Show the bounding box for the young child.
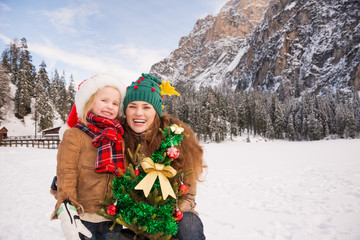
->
[51,74,126,240]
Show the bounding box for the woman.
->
[121,73,206,240]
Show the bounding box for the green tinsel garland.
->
[99,125,185,239]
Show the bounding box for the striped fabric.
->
[75,112,124,176]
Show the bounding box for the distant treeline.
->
[164,85,360,142]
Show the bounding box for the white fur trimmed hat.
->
[75,73,126,118]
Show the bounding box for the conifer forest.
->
[1,38,76,131]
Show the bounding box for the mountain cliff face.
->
[150,0,360,98]
[150,0,269,88]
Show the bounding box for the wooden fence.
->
[0,137,60,149]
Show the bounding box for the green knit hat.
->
[123,73,163,116]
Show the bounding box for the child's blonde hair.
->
[80,86,121,125]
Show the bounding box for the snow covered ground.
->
[0,137,359,240]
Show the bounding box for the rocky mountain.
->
[150,0,360,98]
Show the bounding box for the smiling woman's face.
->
[125,101,157,133]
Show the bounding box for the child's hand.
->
[57,200,92,240]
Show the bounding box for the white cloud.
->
[111,43,168,71]
[0,33,12,44]
[40,2,102,34]
[28,41,133,81]
[26,39,167,86]
[0,32,166,85]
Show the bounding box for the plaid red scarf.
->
[75,112,124,176]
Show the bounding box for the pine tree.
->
[187,91,196,133]
[18,38,36,96]
[286,114,296,141]
[67,75,76,113]
[178,94,190,125]
[307,110,322,140]
[1,48,11,73]
[336,103,346,138]
[253,92,267,136]
[34,61,54,131]
[315,97,329,138]
[236,91,246,136]
[293,103,303,140]
[1,39,20,84]
[0,64,11,120]
[57,71,69,121]
[352,90,360,133]
[49,70,60,106]
[204,89,215,141]
[2,38,35,119]
[244,92,253,135]
[272,96,285,139]
[325,89,337,134]
[302,94,316,139]
[345,103,357,138]
[265,114,275,139]
[216,88,227,142]
[14,77,31,119]
[194,93,203,141]
[228,92,238,140]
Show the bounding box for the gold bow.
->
[134,157,177,200]
[170,124,184,134]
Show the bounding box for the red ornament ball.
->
[134,85,138,89]
[175,210,183,221]
[107,204,117,216]
[167,146,180,159]
[179,184,188,195]
[152,88,155,92]
[141,77,144,80]
[134,169,140,176]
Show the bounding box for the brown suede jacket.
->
[51,128,114,219]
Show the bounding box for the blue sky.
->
[0,0,227,86]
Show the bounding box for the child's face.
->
[91,87,120,120]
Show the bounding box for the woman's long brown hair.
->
[121,113,206,184]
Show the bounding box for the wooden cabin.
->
[42,126,61,139]
[0,127,8,141]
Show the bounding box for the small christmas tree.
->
[98,124,190,240]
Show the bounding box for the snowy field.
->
[0,138,359,240]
